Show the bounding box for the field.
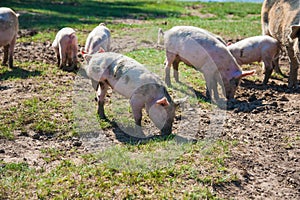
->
[0,0,299,199]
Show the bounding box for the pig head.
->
[261,0,300,88]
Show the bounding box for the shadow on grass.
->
[96,119,198,145]
[2,0,181,30]
[0,66,41,81]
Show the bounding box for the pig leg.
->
[2,45,9,66]
[273,57,287,78]
[165,52,176,87]
[97,82,109,119]
[205,76,219,101]
[72,45,78,69]
[8,36,17,68]
[67,53,72,67]
[173,58,180,83]
[262,58,273,84]
[59,44,67,69]
[287,42,299,88]
[130,94,146,136]
[54,47,60,67]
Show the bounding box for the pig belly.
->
[175,43,213,70]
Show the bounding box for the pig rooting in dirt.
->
[52,27,78,71]
[0,7,19,68]
[161,26,254,101]
[85,52,176,136]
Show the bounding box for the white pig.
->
[227,35,280,84]
[52,27,78,71]
[82,23,111,55]
[162,26,254,100]
[0,7,19,68]
[84,52,176,136]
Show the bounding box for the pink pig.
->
[82,23,111,55]
[228,35,280,84]
[52,27,78,71]
[84,52,176,136]
[161,26,254,100]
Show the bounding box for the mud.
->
[0,29,299,199]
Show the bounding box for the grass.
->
[0,139,237,199]
[0,0,263,199]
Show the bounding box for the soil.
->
[0,28,299,199]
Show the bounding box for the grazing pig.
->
[52,27,78,71]
[261,0,300,88]
[0,7,19,68]
[228,35,280,84]
[85,52,176,136]
[162,26,254,100]
[82,23,111,55]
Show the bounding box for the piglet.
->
[82,23,111,55]
[228,35,280,84]
[0,7,19,68]
[52,27,78,71]
[84,52,176,136]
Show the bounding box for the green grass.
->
[0,0,263,198]
[0,139,237,199]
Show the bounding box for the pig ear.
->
[156,97,169,107]
[235,70,256,79]
[290,25,300,40]
[99,47,105,53]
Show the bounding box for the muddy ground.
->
[0,28,299,199]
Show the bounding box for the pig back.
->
[164,26,240,79]
[164,26,228,68]
[0,7,19,46]
[52,27,77,48]
[85,25,111,54]
[86,52,165,98]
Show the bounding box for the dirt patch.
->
[184,5,216,18]
[0,28,299,199]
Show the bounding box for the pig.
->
[0,7,19,68]
[227,35,280,84]
[162,26,254,100]
[84,52,176,136]
[81,23,111,55]
[52,27,78,71]
[261,0,300,88]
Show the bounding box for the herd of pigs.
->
[0,0,299,136]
